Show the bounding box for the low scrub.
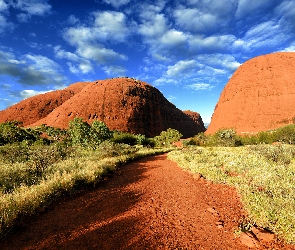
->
[0,143,171,237]
[168,145,295,243]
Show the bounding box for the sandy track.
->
[1,154,293,249]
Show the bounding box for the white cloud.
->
[138,13,168,38]
[0,49,67,87]
[76,44,127,65]
[235,0,271,19]
[160,29,187,47]
[68,15,79,25]
[188,34,236,53]
[174,8,218,33]
[93,11,129,42]
[11,0,51,16]
[186,83,215,91]
[237,20,290,51]
[276,0,295,20]
[54,46,94,74]
[0,0,8,11]
[102,0,130,8]
[166,60,199,77]
[0,14,13,33]
[102,65,126,76]
[196,54,241,72]
[280,42,295,52]
[62,11,129,71]
[20,89,51,99]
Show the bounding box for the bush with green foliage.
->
[97,140,139,158]
[275,124,295,144]
[112,131,138,145]
[249,144,295,165]
[154,128,182,146]
[0,121,38,145]
[68,118,112,149]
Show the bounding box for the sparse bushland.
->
[168,144,295,243]
[185,125,295,147]
[0,119,173,237]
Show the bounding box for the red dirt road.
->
[1,154,294,249]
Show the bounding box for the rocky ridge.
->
[0,78,206,137]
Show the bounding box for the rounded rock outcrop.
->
[0,81,90,126]
[206,52,295,134]
[1,78,206,137]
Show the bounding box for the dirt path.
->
[1,154,294,249]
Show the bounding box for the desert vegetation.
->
[1,120,295,244]
[169,126,295,243]
[0,119,179,237]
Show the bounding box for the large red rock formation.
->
[183,110,205,129]
[206,52,295,134]
[0,81,90,126]
[0,78,206,137]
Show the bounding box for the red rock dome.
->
[206,52,295,134]
[0,81,90,126]
[0,78,206,137]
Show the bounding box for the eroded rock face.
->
[1,78,206,137]
[0,82,90,126]
[206,52,295,134]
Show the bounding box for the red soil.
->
[206,52,295,134]
[1,154,293,249]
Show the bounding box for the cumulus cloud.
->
[185,83,215,91]
[188,34,236,53]
[174,8,219,33]
[0,49,66,87]
[54,46,93,74]
[61,11,129,74]
[166,60,199,77]
[11,0,51,15]
[9,0,51,22]
[92,11,129,42]
[102,65,126,76]
[196,54,241,72]
[102,0,130,9]
[20,89,51,99]
[0,0,8,11]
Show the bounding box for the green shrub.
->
[96,140,139,158]
[68,118,112,149]
[0,121,37,145]
[249,144,295,165]
[205,128,241,147]
[154,128,183,146]
[112,131,138,145]
[275,124,295,144]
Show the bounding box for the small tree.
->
[90,120,113,147]
[68,118,92,147]
[212,128,241,147]
[68,118,112,148]
[155,128,182,146]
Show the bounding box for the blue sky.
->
[0,0,294,123]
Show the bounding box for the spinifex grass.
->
[168,145,295,243]
[0,144,171,237]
